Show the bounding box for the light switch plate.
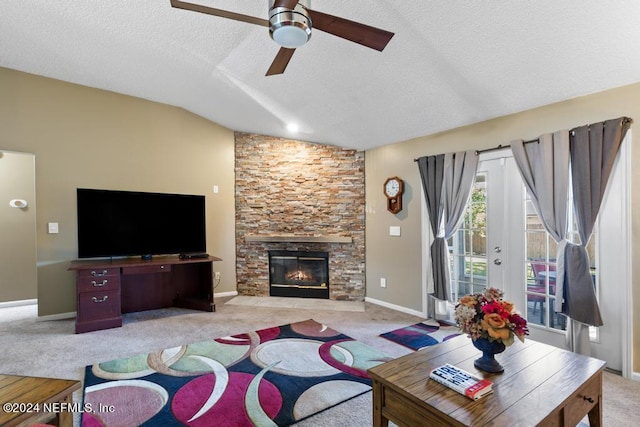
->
[48,222,59,234]
[389,226,401,236]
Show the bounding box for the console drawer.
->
[77,275,120,293]
[78,290,121,321]
[77,267,119,279]
[122,264,171,275]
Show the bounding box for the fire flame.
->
[286,270,313,281]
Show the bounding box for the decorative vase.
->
[472,337,506,373]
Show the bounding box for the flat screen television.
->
[77,188,206,259]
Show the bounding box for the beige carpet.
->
[225,295,366,312]
[1,297,638,426]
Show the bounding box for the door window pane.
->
[449,173,487,302]
[523,191,598,332]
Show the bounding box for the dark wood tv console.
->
[68,255,221,334]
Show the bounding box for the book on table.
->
[429,363,493,400]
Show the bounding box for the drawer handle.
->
[583,396,595,404]
[91,270,108,277]
[92,296,109,303]
[92,280,108,287]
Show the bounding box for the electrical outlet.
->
[380,278,386,288]
[214,272,221,281]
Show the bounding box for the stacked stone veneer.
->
[235,132,365,300]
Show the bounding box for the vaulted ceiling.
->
[2,1,640,150]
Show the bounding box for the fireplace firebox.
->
[268,250,329,299]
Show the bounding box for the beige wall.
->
[365,82,640,372]
[0,67,237,316]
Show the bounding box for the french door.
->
[448,156,507,301]
[444,147,629,374]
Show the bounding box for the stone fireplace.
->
[235,132,365,301]
[269,250,329,298]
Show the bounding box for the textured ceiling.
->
[2,1,640,150]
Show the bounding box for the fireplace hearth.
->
[268,250,329,299]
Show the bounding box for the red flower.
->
[509,313,529,337]
[482,301,510,319]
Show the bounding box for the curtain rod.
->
[412,138,537,161]
[413,116,633,161]
[473,138,538,156]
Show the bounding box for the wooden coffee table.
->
[368,335,605,426]
[0,374,81,427]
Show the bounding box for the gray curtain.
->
[512,117,630,355]
[561,117,630,351]
[418,151,478,301]
[418,155,446,299]
[512,131,570,243]
[443,152,480,236]
[512,131,570,320]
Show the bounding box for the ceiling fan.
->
[170,0,395,76]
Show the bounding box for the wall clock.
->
[383,176,404,214]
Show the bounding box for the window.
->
[523,189,598,333]
[449,173,488,301]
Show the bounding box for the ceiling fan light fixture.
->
[269,5,312,48]
[172,0,394,76]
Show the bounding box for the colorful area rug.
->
[379,319,461,351]
[81,319,391,426]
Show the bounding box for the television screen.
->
[77,188,206,258]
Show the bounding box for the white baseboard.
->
[215,290,238,298]
[37,311,76,322]
[632,372,640,382]
[0,299,37,309]
[365,297,425,318]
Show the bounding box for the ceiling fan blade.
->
[304,8,394,51]
[266,47,296,76]
[170,0,268,27]
[273,0,300,9]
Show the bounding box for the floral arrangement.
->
[454,287,529,346]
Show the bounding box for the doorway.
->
[0,150,37,304]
